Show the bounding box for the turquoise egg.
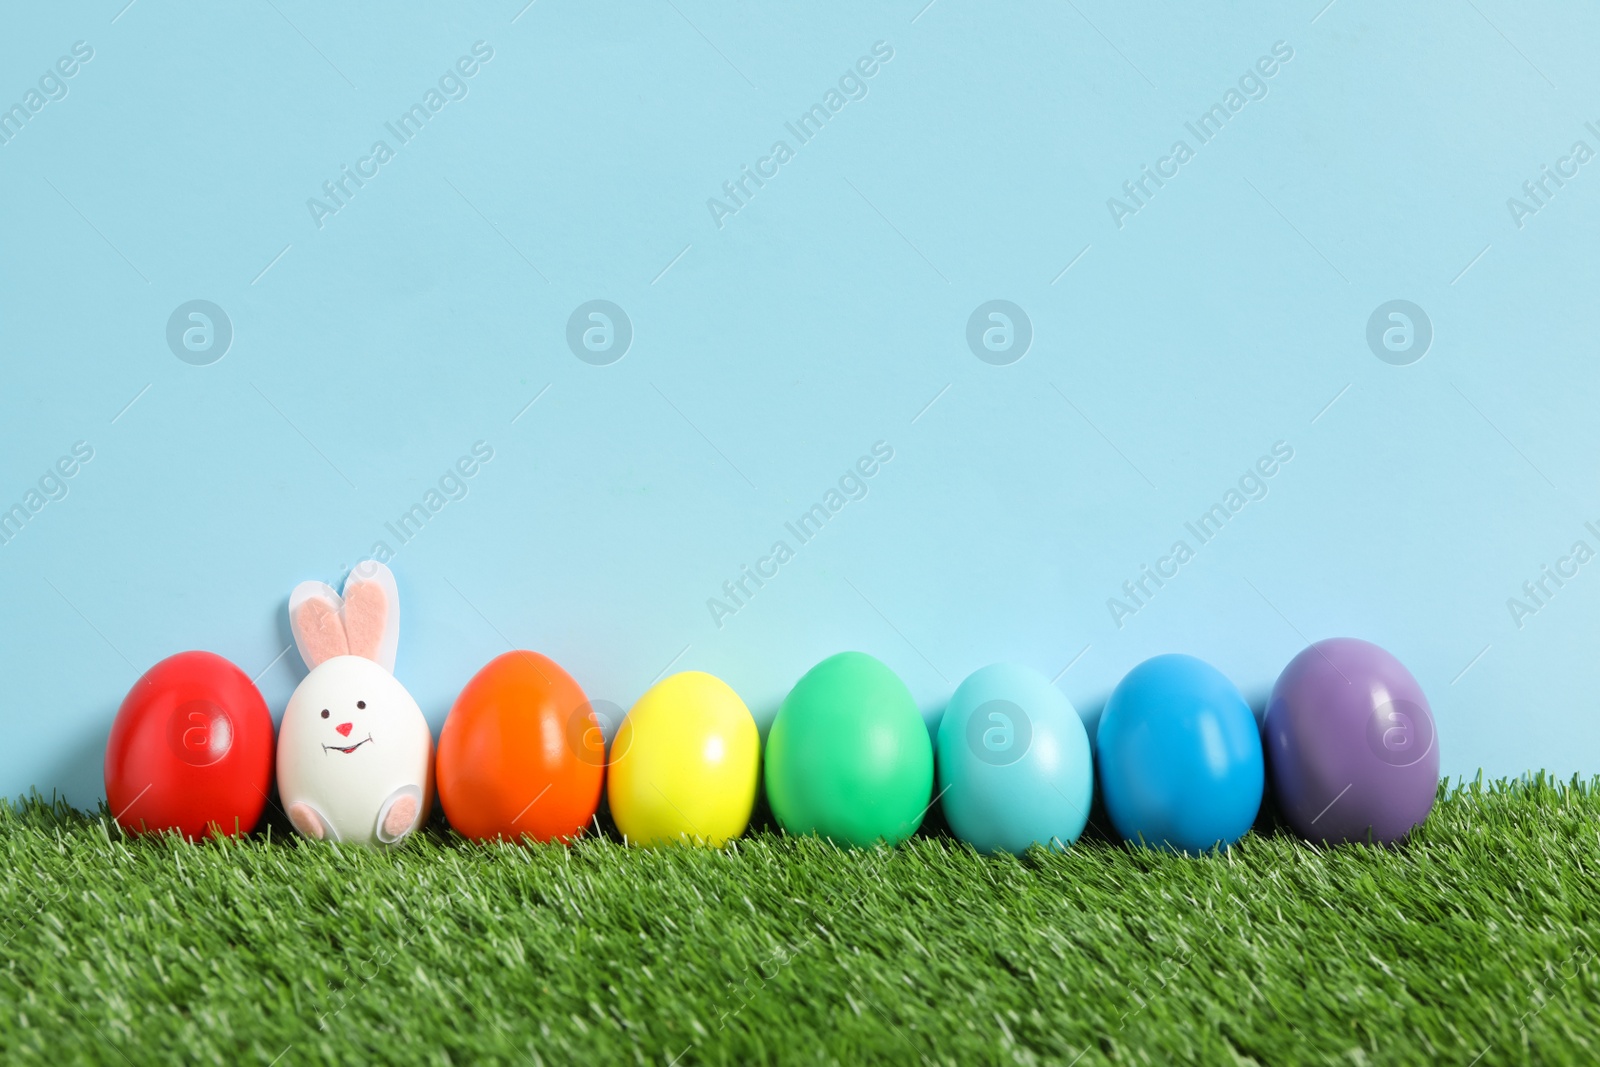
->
[936,663,1093,854]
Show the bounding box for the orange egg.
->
[436,651,604,842]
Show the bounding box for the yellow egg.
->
[607,671,759,846]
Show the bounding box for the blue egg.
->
[1096,654,1263,853]
[936,663,1094,854]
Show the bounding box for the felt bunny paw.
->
[377,790,421,843]
[289,802,331,841]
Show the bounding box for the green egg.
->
[764,651,934,847]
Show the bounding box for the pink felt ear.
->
[296,598,350,668]
[342,580,388,662]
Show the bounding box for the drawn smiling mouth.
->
[322,734,373,755]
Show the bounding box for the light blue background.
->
[3,1,1597,808]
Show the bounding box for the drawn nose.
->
[336,722,353,737]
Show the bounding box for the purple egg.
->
[1264,639,1439,845]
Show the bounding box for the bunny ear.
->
[342,581,387,661]
[341,560,401,673]
[286,561,402,674]
[290,582,348,670]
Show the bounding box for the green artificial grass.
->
[2,776,1598,1065]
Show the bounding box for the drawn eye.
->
[320,709,330,719]
[356,700,366,709]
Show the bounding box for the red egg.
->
[105,651,274,839]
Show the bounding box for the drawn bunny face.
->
[276,561,433,846]
[282,657,416,764]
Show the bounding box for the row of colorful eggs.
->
[105,565,1439,854]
